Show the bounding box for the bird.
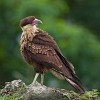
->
[19,16,85,94]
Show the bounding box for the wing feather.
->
[32,30,75,74]
[23,30,76,79]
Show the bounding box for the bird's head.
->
[20,16,42,31]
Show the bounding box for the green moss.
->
[0,89,99,100]
[0,94,23,100]
[0,81,99,100]
[64,89,100,100]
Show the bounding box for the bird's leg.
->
[41,73,44,85]
[32,73,39,85]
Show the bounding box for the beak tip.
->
[38,20,42,24]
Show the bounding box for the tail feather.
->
[56,51,85,94]
[65,77,85,94]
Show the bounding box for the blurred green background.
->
[0,0,100,91]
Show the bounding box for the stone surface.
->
[0,80,69,100]
[0,80,99,100]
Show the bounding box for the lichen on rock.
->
[0,80,99,100]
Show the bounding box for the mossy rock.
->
[0,80,99,100]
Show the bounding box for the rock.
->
[0,80,99,100]
[0,80,69,100]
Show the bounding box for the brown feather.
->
[20,17,85,94]
[50,69,64,80]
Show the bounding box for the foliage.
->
[0,0,100,92]
[0,94,23,100]
[67,89,100,100]
[66,0,100,36]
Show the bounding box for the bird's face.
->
[20,16,42,28]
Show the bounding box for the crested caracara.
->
[19,16,85,94]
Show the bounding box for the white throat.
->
[21,24,38,32]
[33,25,37,31]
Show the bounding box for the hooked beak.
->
[32,18,42,25]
